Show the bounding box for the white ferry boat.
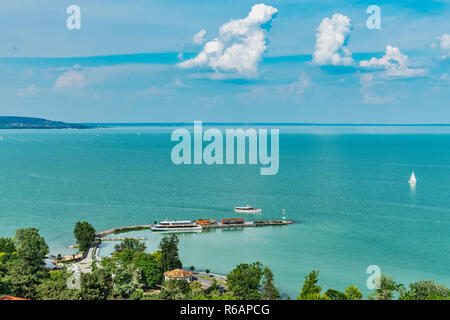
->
[234,206,262,214]
[151,220,202,232]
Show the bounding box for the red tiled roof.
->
[164,269,193,278]
[0,296,27,300]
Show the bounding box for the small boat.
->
[234,205,262,214]
[408,171,416,184]
[151,220,202,232]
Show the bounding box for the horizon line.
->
[83,122,450,127]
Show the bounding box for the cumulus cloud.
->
[312,13,354,66]
[54,67,86,90]
[360,45,427,77]
[178,4,278,78]
[17,84,37,97]
[193,29,207,45]
[433,34,450,59]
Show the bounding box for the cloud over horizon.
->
[312,13,354,66]
[360,45,427,78]
[178,4,278,79]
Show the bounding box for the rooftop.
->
[164,269,193,278]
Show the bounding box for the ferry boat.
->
[234,205,262,214]
[151,220,202,232]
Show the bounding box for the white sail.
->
[408,171,416,184]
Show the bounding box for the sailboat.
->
[408,171,416,184]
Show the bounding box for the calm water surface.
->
[0,127,449,298]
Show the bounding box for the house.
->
[0,296,27,300]
[164,269,193,282]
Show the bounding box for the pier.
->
[96,220,292,238]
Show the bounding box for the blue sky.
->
[0,0,449,123]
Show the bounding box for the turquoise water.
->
[1,127,450,298]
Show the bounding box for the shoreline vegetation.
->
[0,223,449,300]
[0,116,97,129]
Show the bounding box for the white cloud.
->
[360,45,427,77]
[312,13,354,66]
[54,69,86,90]
[17,84,36,97]
[435,34,450,59]
[178,4,278,78]
[193,29,207,45]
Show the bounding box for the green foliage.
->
[36,269,78,300]
[227,262,264,300]
[79,268,113,300]
[113,263,145,299]
[14,228,48,270]
[0,237,16,253]
[369,274,403,300]
[325,289,347,300]
[159,235,182,272]
[297,270,323,300]
[159,279,192,300]
[132,252,163,288]
[114,238,146,253]
[261,267,280,300]
[73,221,96,253]
[344,285,363,300]
[399,280,450,300]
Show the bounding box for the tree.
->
[36,269,78,300]
[369,274,403,300]
[79,268,113,300]
[73,221,96,253]
[298,270,321,299]
[0,237,15,253]
[4,228,50,299]
[113,264,144,299]
[325,289,347,300]
[190,265,195,272]
[132,252,163,288]
[344,286,363,300]
[14,228,48,270]
[227,262,264,300]
[159,235,182,272]
[399,280,450,300]
[114,238,146,253]
[261,267,280,300]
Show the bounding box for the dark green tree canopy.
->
[14,228,48,269]
[0,237,16,253]
[227,262,264,300]
[114,238,146,253]
[73,221,96,253]
[159,235,182,272]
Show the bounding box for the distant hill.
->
[0,117,95,129]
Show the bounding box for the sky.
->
[0,0,449,123]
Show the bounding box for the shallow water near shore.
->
[1,127,450,298]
